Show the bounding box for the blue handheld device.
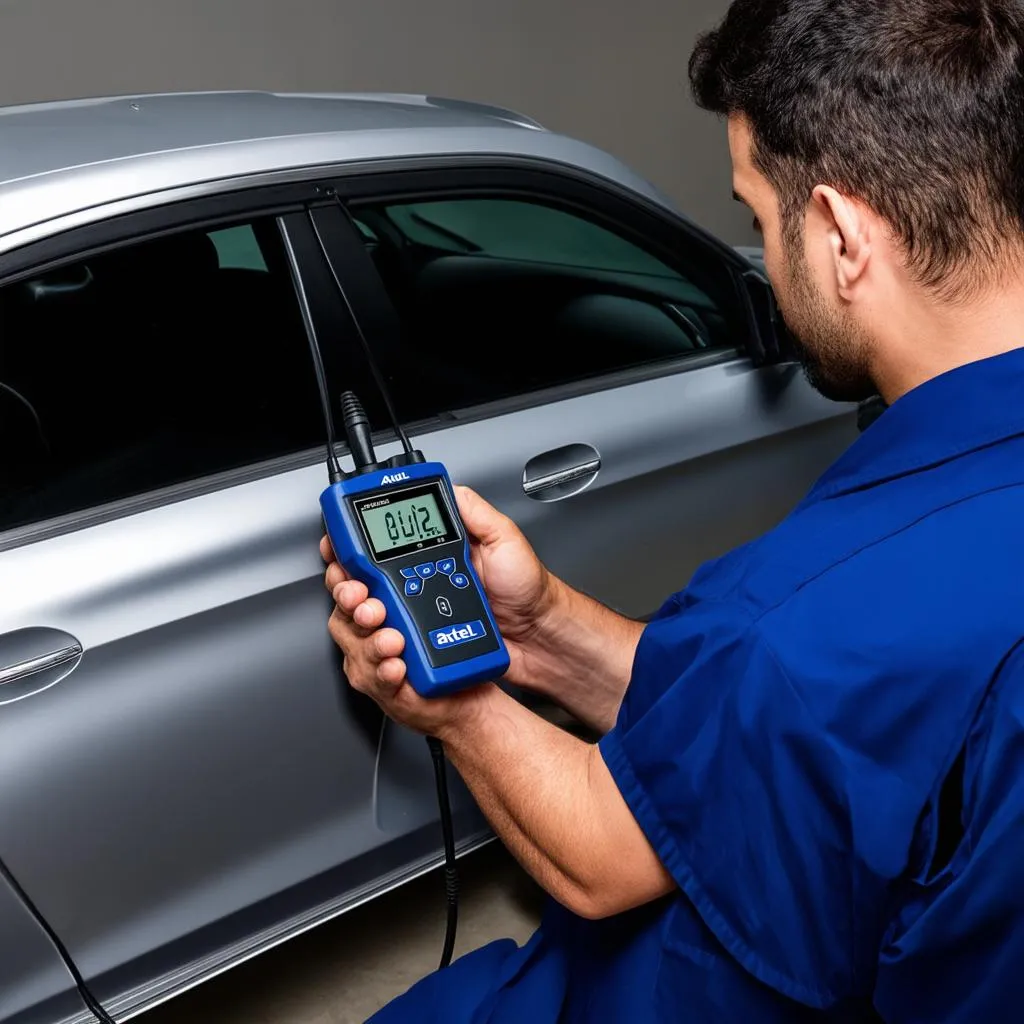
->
[320,394,510,699]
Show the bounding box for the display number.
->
[384,503,442,543]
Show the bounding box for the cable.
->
[307,197,458,968]
[313,195,416,456]
[279,219,344,483]
[427,736,459,969]
[0,852,117,1023]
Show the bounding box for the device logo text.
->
[381,472,411,485]
[429,620,486,650]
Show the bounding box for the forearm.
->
[518,576,645,734]
[440,685,670,919]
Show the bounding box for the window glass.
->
[0,217,325,533]
[353,195,739,420]
[208,224,268,270]
[385,199,677,277]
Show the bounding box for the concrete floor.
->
[140,844,543,1024]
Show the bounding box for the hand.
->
[444,486,559,683]
[324,560,490,736]
[322,487,561,728]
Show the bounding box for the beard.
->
[779,249,877,403]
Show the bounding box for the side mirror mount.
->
[741,266,796,366]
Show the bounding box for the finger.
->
[371,628,406,663]
[453,486,515,548]
[320,534,335,563]
[377,657,408,687]
[332,579,370,615]
[328,607,353,650]
[325,561,348,594]
[352,598,388,630]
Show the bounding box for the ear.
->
[811,185,871,298]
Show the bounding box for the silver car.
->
[0,91,858,1023]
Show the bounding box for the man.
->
[322,0,1024,1019]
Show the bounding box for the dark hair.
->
[690,0,1024,298]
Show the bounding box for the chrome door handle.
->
[0,645,82,687]
[0,627,83,704]
[523,443,602,502]
[523,460,601,496]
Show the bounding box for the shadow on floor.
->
[140,844,544,1024]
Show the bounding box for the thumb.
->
[453,486,515,548]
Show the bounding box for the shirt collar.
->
[806,345,1024,503]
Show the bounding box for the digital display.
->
[354,483,456,561]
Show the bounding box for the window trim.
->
[0,190,354,552]
[311,166,761,426]
[0,181,327,285]
[331,159,752,276]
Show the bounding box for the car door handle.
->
[523,443,602,502]
[0,646,81,687]
[0,627,83,704]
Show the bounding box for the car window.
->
[351,195,739,421]
[0,217,325,533]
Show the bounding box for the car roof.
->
[0,91,677,250]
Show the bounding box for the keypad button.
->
[404,578,424,597]
[400,567,418,579]
[450,572,470,590]
[435,557,457,576]
[415,563,436,580]
[436,596,453,617]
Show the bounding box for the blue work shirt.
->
[370,348,1024,1023]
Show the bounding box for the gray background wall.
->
[0,0,752,244]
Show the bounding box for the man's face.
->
[728,117,876,403]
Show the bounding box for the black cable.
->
[313,194,416,456]
[427,736,459,969]
[280,217,344,483]
[0,852,117,1023]
[304,196,457,968]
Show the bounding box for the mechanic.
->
[322,1,1024,1020]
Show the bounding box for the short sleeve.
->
[873,643,1024,1022]
[598,598,861,1009]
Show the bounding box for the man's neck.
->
[871,284,1024,405]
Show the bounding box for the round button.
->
[450,573,470,590]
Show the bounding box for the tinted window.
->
[352,195,739,420]
[0,218,324,532]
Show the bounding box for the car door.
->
[0,191,491,1023]
[312,164,858,623]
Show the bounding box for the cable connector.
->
[340,391,378,473]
